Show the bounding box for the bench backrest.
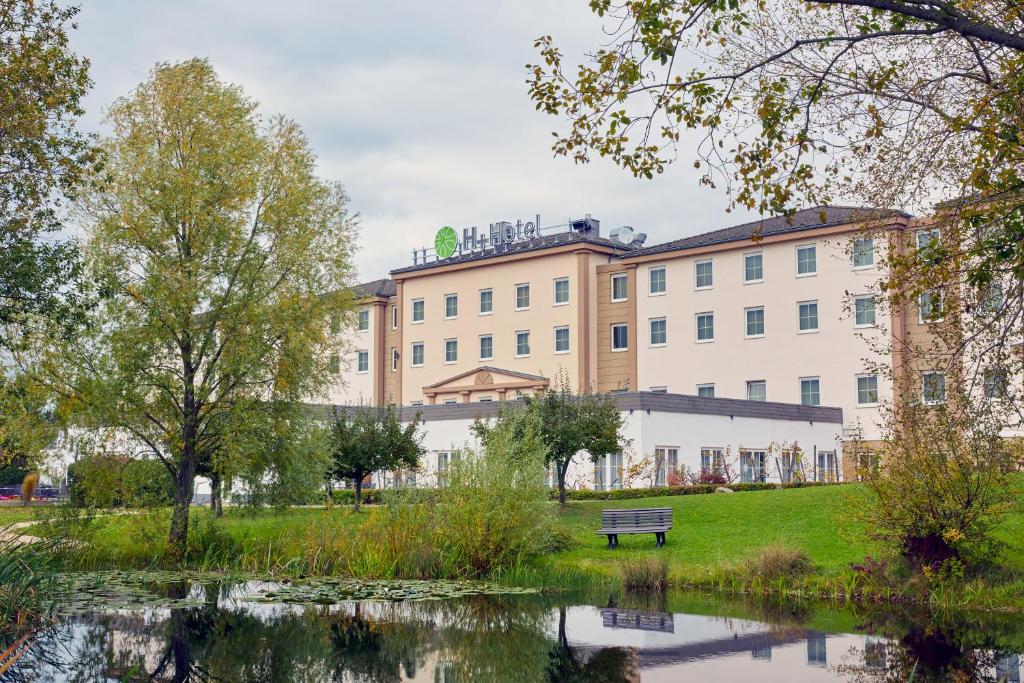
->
[601,507,673,529]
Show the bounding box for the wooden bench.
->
[597,507,672,548]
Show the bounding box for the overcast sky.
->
[69,1,761,282]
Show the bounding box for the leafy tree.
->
[29,59,358,558]
[0,0,95,343]
[327,405,424,511]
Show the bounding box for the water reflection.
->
[3,580,1024,682]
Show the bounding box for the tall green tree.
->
[32,59,357,558]
[0,0,94,343]
[327,405,424,512]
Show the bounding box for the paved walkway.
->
[0,521,43,547]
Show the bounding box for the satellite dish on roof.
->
[610,225,634,244]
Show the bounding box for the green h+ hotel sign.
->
[417,215,541,265]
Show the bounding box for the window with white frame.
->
[593,452,623,491]
[650,386,668,393]
[654,447,679,486]
[746,380,767,402]
[515,283,530,310]
[329,353,340,375]
[411,299,424,323]
[800,377,820,406]
[918,290,943,323]
[854,295,876,327]
[916,228,940,251]
[695,259,713,289]
[357,308,370,331]
[649,318,667,346]
[611,323,628,351]
[780,450,797,483]
[515,330,530,357]
[391,347,398,372]
[390,305,398,329]
[444,294,458,319]
[357,350,369,373]
[697,383,715,398]
[700,447,724,475]
[437,451,459,479]
[980,280,1006,314]
[553,277,570,305]
[330,313,341,335]
[740,450,767,482]
[554,326,570,354]
[922,372,946,404]
[478,396,493,403]
[410,400,423,407]
[696,312,714,342]
[443,398,458,405]
[444,339,458,364]
[853,237,874,268]
[411,342,424,367]
[816,451,838,482]
[984,368,1008,399]
[798,301,819,332]
[479,334,493,361]
[649,267,666,295]
[745,306,765,337]
[796,244,817,276]
[611,273,628,302]
[479,288,493,315]
[857,374,879,405]
[744,252,764,282]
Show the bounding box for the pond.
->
[3,573,1024,682]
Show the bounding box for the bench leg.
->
[612,534,618,549]
[606,534,614,549]
[655,532,664,548]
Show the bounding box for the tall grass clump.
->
[620,557,669,591]
[0,529,60,630]
[743,544,813,581]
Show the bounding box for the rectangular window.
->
[917,228,940,251]
[649,267,666,295]
[780,450,796,484]
[329,352,340,375]
[798,301,819,332]
[981,281,1006,314]
[701,448,724,475]
[611,323,628,351]
[697,383,715,398]
[695,259,713,289]
[357,350,369,373]
[857,374,879,406]
[515,283,530,310]
[411,342,424,367]
[410,400,423,407]
[649,318,667,346]
[984,368,1007,399]
[391,347,398,372]
[479,288,493,315]
[444,293,458,319]
[740,450,767,483]
[853,237,874,268]
[654,447,679,487]
[443,398,458,405]
[796,244,817,276]
[411,299,424,323]
[357,308,370,332]
[649,386,668,393]
[330,313,341,335]
[553,277,570,305]
[554,326,570,353]
[390,304,398,329]
[800,377,820,406]
[515,330,530,357]
[745,306,765,337]
[696,312,714,342]
[437,451,452,478]
[478,396,493,403]
[816,451,838,482]
[744,253,764,283]
[854,295,876,327]
[922,372,946,404]
[479,334,493,361]
[444,339,458,364]
[611,273,628,302]
[746,380,767,402]
[593,452,624,491]
[918,290,943,323]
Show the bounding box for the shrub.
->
[122,459,174,507]
[620,557,668,591]
[68,455,174,508]
[743,545,812,581]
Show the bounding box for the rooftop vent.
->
[628,232,647,248]
[570,215,600,235]
[610,225,634,244]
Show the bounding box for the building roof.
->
[625,205,910,259]
[353,278,397,299]
[390,230,632,276]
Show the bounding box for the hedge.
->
[550,480,843,501]
[68,455,174,508]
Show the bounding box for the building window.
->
[853,237,874,268]
[980,280,1006,314]
[746,380,767,402]
[357,308,370,331]
[478,396,493,403]
[696,312,714,342]
[649,318,667,346]
[443,398,458,405]
[479,334,493,361]
[444,339,458,364]
[922,372,946,404]
[554,326,570,354]
[796,244,817,276]
[444,294,458,319]
[390,305,398,329]
[593,452,623,491]
[745,306,765,337]
[330,313,341,335]
[611,323,628,351]
[985,368,1007,399]
[800,377,820,406]
[515,330,531,357]
[740,450,767,482]
[918,290,943,323]
[798,301,819,332]
[854,295,876,327]
[553,277,570,305]
[697,383,715,398]
[391,347,398,372]
[744,252,764,283]
[411,299,424,323]
[411,342,424,367]
[654,447,679,487]
[695,259,713,289]
[817,451,838,482]
[650,386,668,393]
[611,273,628,302]
[917,228,940,251]
[357,350,369,373]
[479,288,493,315]
[515,283,530,310]
[410,400,423,407]
[700,448,724,475]
[780,450,797,483]
[649,267,666,295]
[437,451,459,479]
[329,353,340,375]
[857,374,879,405]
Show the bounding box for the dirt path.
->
[0,521,43,546]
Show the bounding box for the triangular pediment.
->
[423,365,549,393]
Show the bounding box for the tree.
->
[0,0,95,344]
[28,59,358,558]
[327,405,424,512]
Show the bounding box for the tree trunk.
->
[168,457,195,561]
[353,476,363,513]
[558,462,568,506]
[212,474,223,518]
